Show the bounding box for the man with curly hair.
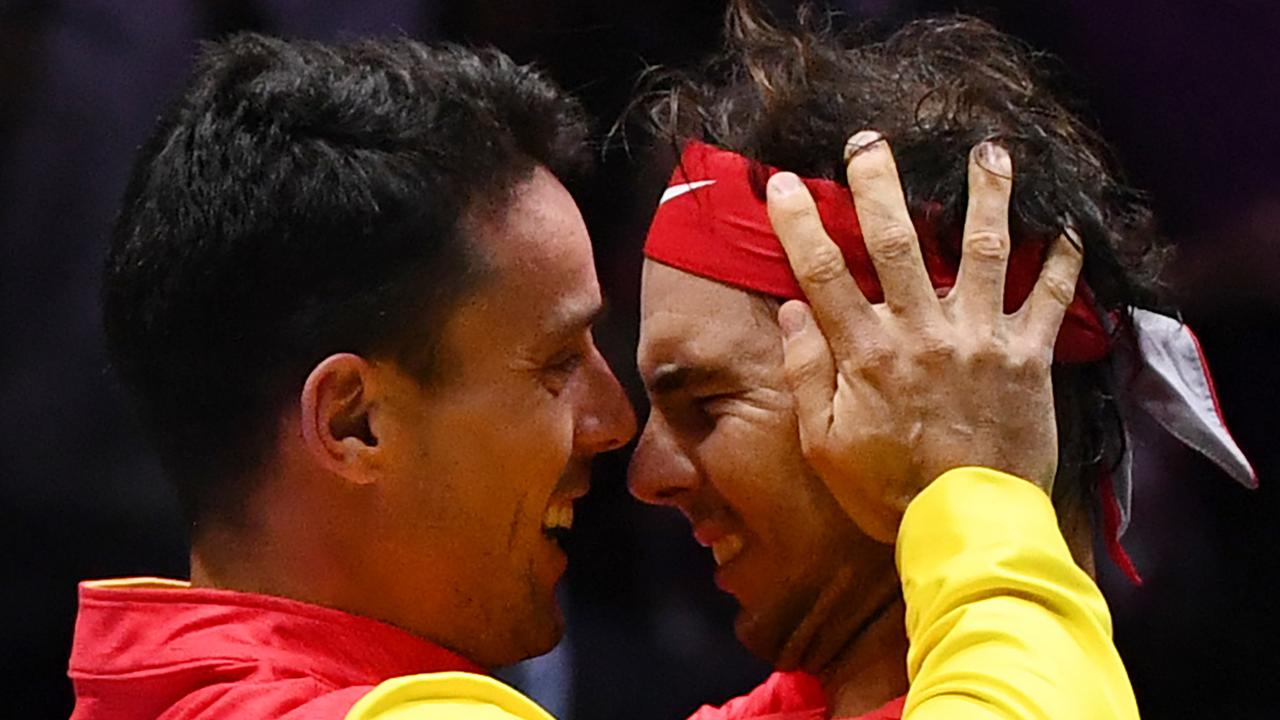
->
[631,4,1252,719]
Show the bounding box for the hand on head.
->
[767,131,1083,543]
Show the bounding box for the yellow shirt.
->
[346,467,1138,719]
[898,467,1138,718]
[345,672,554,720]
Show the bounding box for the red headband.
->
[642,141,1263,586]
[644,141,1111,364]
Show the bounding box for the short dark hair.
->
[103,33,590,526]
[641,3,1172,510]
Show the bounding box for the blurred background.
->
[2,0,1278,717]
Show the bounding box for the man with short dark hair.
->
[71,30,1151,720]
[76,34,634,718]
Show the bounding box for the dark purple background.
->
[3,1,1277,717]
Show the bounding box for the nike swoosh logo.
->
[659,180,717,205]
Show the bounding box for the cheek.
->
[482,396,577,535]
[510,393,576,474]
[468,379,576,465]
[702,411,855,561]
[390,393,572,532]
[702,415,809,525]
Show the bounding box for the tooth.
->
[544,503,573,531]
[712,535,743,565]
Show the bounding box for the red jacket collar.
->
[69,577,485,690]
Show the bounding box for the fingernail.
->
[843,130,884,163]
[1063,225,1082,247]
[779,303,809,339]
[768,172,804,197]
[976,141,1012,176]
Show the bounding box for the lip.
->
[558,482,590,502]
[691,520,734,548]
[712,549,747,593]
[543,536,569,582]
[552,465,592,502]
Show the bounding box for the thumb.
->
[779,301,836,445]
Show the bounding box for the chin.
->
[732,578,830,671]
[477,621,564,668]
[527,607,566,658]
[732,603,794,668]
[496,590,565,666]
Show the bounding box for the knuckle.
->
[868,225,918,262]
[963,230,1010,262]
[859,342,898,374]
[916,336,957,365]
[975,347,1004,369]
[1017,351,1052,377]
[787,350,827,382]
[997,344,1049,378]
[1040,273,1077,307]
[798,243,849,286]
[963,341,1006,369]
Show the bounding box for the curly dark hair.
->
[639,2,1172,524]
[104,33,591,528]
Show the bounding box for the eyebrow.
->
[644,362,726,397]
[550,300,607,340]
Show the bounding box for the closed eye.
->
[695,393,737,415]
[656,393,734,438]
[547,351,585,376]
[540,348,587,396]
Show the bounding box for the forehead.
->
[638,259,779,376]
[463,167,601,331]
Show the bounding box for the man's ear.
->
[300,353,381,483]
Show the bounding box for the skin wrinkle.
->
[635,253,1099,712]
[626,10,1156,714]
[816,593,905,688]
[507,493,527,552]
[632,260,902,707]
[638,8,1169,558]
[188,168,635,670]
[775,562,899,673]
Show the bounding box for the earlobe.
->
[300,353,380,482]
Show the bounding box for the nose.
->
[573,346,637,456]
[627,411,698,506]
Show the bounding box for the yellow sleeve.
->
[343,671,557,720]
[897,467,1140,719]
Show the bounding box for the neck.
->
[188,468,356,612]
[806,494,1096,718]
[818,595,908,718]
[189,515,348,607]
[769,555,908,717]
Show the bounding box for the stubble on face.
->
[372,166,613,667]
[634,261,902,675]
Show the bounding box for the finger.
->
[779,301,836,443]
[844,131,939,322]
[1020,232,1085,351]
[767,172,876,359]
[952,142,1014,331]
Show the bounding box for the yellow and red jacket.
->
[68,467,1137,720]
